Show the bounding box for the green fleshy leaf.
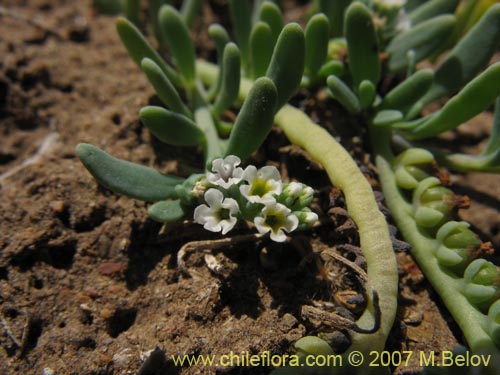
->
[76,143,183,202]
[395,167,420,189]
[381,69,433,112]
[318,0,352,37]
[436,245,468,268]
[410,4,500,115]
[441,149,500,173]
[488,301,500,347]
[148,199,186,223]
[414,206,445,228]
[225,77,277,159]
[207,24,231,99]
[266,23,305,109]
[397,148,434,166]
[249,22,274,79]
[180,0,202,28]
[483,98,500,156]
[358,80,376,109]
[295,336,335,356]
[373,110,403,127]
[326,75,361,114]
[140,106,205,147]
[124,0,141,26]
[116,17,181,87]
[141,58,192,119]
[229,0,252,72]
[317,61,344,79]
[258,1,283,42]
[213,43,241,116]
[463,284,497,306]
[408,63,500,139]
[93,0,122,15]
[409,0,459,25]
[305,14,329,78]
[159,5,196,87]
[344,2,380,87]
[386,15,456,72]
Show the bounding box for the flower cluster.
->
[193,156,318,242]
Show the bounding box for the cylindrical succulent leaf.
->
[258,1,283,42]
[317,61,344,80]
[249,22,274,79]
[180,0,203,28]
[140,58,192,119]
[76,143,184,202]
[124,0,141,26]
[140,106,205,147]
[344,1,380,87]
[358,80,376,109]
[148,199,186,223]
[409,0,459,25]
[305,14,329,78]
[228,0,252,72]
[225,77,278,160]
[116,17,181,87]
[373,110,403,127]
[159,5,197,87]
[265,23,305,110]
[294,336,335,356]
[386,15,456,72]
[207,23,231,99]
[412,4,500,114]
[483,98,500,156]
[318,0,352,37]
[487,300,500,347]
[381,69,434,112]
[93,0,122,15]
[409,62,500,139]
[213,43,241,116]
[326,75,361,114]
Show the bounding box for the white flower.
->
[206,155,243,189]
[194,189,239,234]
[240,165,282,204]
[254,202,299,242]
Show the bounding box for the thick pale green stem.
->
[275,108,398,354]
[194,106,223,166]
[372,127,500,360]
[197,59,398,355]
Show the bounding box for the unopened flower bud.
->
[278,182,315,211]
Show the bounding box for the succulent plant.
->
[78,0,500,373]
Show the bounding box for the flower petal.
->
[194,204,212,224]
[204,188,224,208]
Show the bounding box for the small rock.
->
[98,262,127,276]
[49,200,65,213]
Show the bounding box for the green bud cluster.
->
[412,177,455,230]
[463,259,500,312]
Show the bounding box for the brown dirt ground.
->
[0,1,498,375]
